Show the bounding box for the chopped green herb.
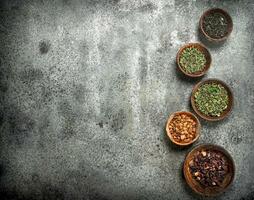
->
[179,47,206,74]
[203,12,228,39]
[194,83,229,117]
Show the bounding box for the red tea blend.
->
[189,150,229,187]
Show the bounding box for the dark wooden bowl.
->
[165,111,201,146]
[183,144,235,196]
[199,8,233,42]
[176,43,212,77]
[191,79,233,121]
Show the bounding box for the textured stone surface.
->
[0,0,254,199]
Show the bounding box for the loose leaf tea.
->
[203,12,228,39]
[189,150,229,187]
[194,83,229,117]
[168,113,197,143]
[180,47,206,74]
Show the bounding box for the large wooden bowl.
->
[183,144,235,196]
[176,43,212,77]
[191,79,233,121]
[165,111,201,146]
[199,8,233,42]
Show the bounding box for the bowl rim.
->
[199,8,233,42]
[165,111,201,146]
[183,143,236,196]
[190,78,234,121]
[176,42,212,77]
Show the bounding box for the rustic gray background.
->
[0,0,254,199]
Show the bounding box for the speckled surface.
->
[0,0,254,199]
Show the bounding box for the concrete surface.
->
[0,0,254,199]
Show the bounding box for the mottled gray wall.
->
[0,0,254,199]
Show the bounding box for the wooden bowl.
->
[176,43,212,77]
[183,144,235,196]
[165,111,201,146]
[191,79,233,121]
[199,8,233,42]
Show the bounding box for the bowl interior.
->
[200,8,233,41]
[191,79,233,121]
[166,111,200,146]
[177,43,211,77]
[183,144,235,196]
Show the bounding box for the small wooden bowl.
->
[191,79,233,121]
[176,43,212,77]
[166,111,201,146]
[199,8,233,42]
[183,144,235,196]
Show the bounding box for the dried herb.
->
[194,83,229,117]
[203,12,228,39]
[180,47,206,74]
[168,114,197,143]
[189,150,229,187]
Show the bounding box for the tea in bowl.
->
[199,8,233,42]
[191,79,233,121]
[176,43,211,77]
[166,111,201,146]
[183,144,235,196]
